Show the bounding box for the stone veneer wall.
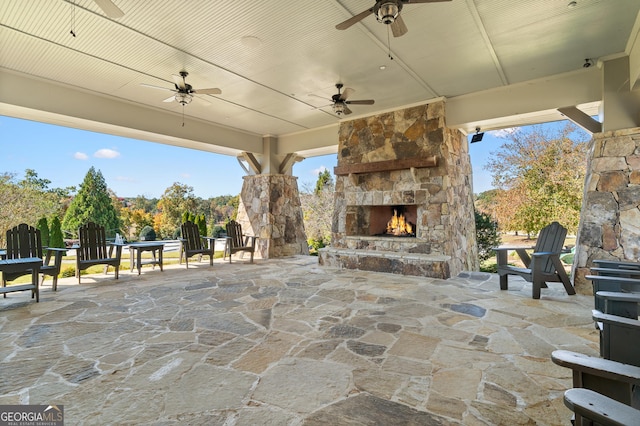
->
[322,101,478,277]
[573,127,640,293]
[236,174,309,259]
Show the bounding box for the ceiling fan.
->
[313,84,375,116]
[141,71,222,106]
[93,0,125,19]
[336,0,451,37]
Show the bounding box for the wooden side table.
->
[128,242,164,275]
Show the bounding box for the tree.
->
[49,216,65,248]
[301,171,335,253]
[0,171,65,246]
[315,169,333,195]
[62,167,122,238]
[475,210,501,264]
[484,123,588,235]
[156,183,197,238]
[36,217,50,247]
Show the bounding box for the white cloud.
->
[180,173,191,179]
[94,148,120,159]
[116,176,135,182]
[74,152,88,160]
[489,128,518,138]
[312,166,328,175]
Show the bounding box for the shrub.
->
[49,216,65,248]
[61,266,76,278]
[475,210,501,263]
[307,238,326,256]
[139,225,156,241]
[212,225,226,238]
[36,217,50,247]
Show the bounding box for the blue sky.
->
[0,114,547,198]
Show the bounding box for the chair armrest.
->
[564,388,640,426]
[593,259,640,270]
[551,350,640,385]
[590,267,640,278]
[596,291,640,303]
[493,246,534,251]
[592,311,640,328]
[530,251,562,257]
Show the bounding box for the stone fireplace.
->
[319,101,478,279]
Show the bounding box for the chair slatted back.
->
[181,221,204,251]
[6,223,43,259]
[533,221,567,274]
[78,222,110,261]
[226,220,244,248]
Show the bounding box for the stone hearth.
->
[319,101,478,278]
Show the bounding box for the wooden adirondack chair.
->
[3,223,66,291]
[76,222,123,283]
[179,221,215,268]
[552,350,640,413]
[224,220,257,263]
[494,221,575,299]
[564,388,640,426]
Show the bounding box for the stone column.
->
[236,174,309,259]
[573,127,640,293]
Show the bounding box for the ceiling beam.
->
[0,69,262,156]
[557,106,602,134]
[446,67,602,132]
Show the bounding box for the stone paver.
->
[0,256,597,425]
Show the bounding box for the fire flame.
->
[386,209,413,236]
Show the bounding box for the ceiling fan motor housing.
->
[375,1,402,24]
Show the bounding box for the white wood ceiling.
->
[1,0,638,137]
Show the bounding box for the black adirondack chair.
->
[494,221,575,299]
[76,222,123,283]
[3,223,66,291]
[224,220,257,263]
[179,221,215,268]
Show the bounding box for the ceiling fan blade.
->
[336,7,374,30]
[162,95,176,103]
[343,105,353,115]
[391,14,408,37]
[194,88,222,95]
[93,0,124,19]
[346,100,375,105]
[340,87,355,101]
[172,74,187,90]
[141,83,175,92]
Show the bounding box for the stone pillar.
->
[236,174,309,259]
[573,127,640,293]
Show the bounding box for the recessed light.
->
[241,36,262,48]
[379,65,386,70]
[567,1,577,8]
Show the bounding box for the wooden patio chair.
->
[179,221,214,268]
[76,222,123,283]
[494,221,575,299]
[224,220,258,263]
[552,350,640,413]
[564,388,640,426]
[3,223,66,291]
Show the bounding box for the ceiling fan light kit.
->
[376,2,401,24]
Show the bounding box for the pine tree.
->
[49,216,65,248]
[62,167,122,238]
[36,217,50,247]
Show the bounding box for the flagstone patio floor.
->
[0,256,598,425]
